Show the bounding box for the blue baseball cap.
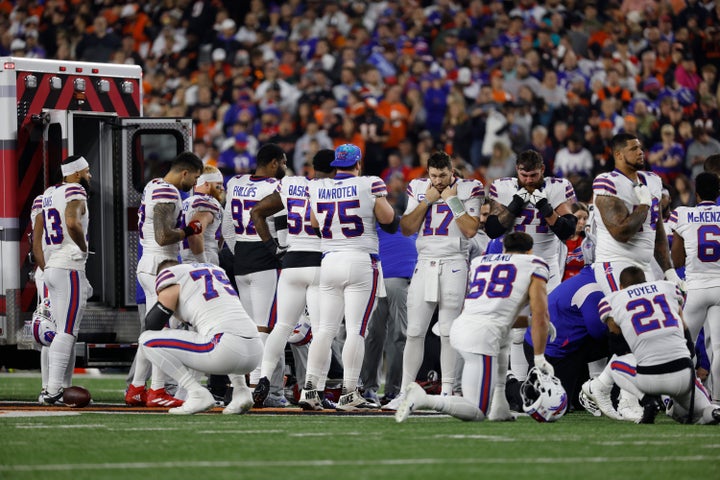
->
[331,144,362,167]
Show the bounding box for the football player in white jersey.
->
[599,266,720,424]
[300,143,397,411]
[222,143,288,405]
[388,152,483,410]
[249,149,336,408]
[138,260,263,415]
[30,193,54,400]
[670,172,720,399]
[583,133,678,421]
[126,152,204,408]
[180,165,225,265]
[483,150,576,413]
[35,155,92,405]
[395,232,556,422]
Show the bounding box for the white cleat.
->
[617,389,643,423]
[395,383,427,423]
[381,391,405,411]
[223,385,254,415]
[298,389,323,411]
[335,390,379,412]
[487,389,516,422]
[581,379,623,421]
[168,388,215,415]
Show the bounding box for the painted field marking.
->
[1,455,718,472]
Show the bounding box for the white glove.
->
[548,322,557,343]
[534,354,555,376]
[633,183,652,207]
[529,188,547,206]
[664,268,687,296]
[515,186,531,203]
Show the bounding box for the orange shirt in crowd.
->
[376,100,410,149]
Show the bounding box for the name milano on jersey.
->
[307,173,386,254]
[489,177,575,261]
[42,183,89,270]
[405,178,484,260]
[668,202,720,289]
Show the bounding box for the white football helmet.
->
[521,366,568,422]
[31,299,56,347]
[288,318,312,346]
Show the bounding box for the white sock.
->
[430,395,485,421]
[47,332,75,393]
[440,335,457,395]
[342,332,365,393]
[400,335,425,390]
[40,346,50,389]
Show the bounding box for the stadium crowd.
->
[18,0,720,420]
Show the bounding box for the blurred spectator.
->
[648,124,686,184]
[293,120,333,174]
[554,133,594,179]
[686,125,720,179]
[356,97,389,176]
[376,85,410,153]
[479,141,516,187]
[526,124,556,173]
[76,16,121,62]
[380,152,411,185]
[217,132,256,179]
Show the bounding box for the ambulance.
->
[0,57,193,366]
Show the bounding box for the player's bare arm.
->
[187,210,214,256]
[606,317,621,335]
[528,276,550,355]
[399,183,438,236]
[595,195,649,243]
[440,183,479,237]
[652,211,672,272]
[249,191,284,243]
[32,215,45,270]
[64,199,88,252]
[671,233,686,268]
[154,202,185,246]
[374,196,396,225]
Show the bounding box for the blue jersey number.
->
[287,197,315,236]
[467,263,517,299]
[189,267,236,300]
[422,204,453,236]
[316,200,364,239]
[627,294,679,335]
[230,198,258,235]
[43,208,64,245]
[697,224,720,262]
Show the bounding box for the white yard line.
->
[1,456,717,472]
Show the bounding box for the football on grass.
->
[63,386,92,408]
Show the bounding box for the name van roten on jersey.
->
[686,210,720,223]
[317,185,358,200]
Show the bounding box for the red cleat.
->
[125,385,147,406]
[146,388,184,408]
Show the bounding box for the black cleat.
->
[637,395,661,424]
[711,408,720,424]
[40,389,65,406]
[251,377,270,409]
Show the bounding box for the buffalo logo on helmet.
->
[331,144,362,168]
[520,367,568,422]
[31,299,56,347]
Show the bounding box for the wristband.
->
[423,197,433,207]
[446,195,465,218]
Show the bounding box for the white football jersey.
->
[41,183,88,270]
[598,280,687,366]
[489,177,575,262]
[308,173,386,254]
[404,178,484,260]
[180,194,223,265]
[451,253,548,354]
[138,178,183,272]
[223,174,279,244]
[591,170,663,267]
[31,194,49,257]
[155,263,258,339]
[277,176,321,253]
[669,202,720,289]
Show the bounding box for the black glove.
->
[263,238,287,260]
[507,187,530,216]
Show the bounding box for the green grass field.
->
[1,373,718,480]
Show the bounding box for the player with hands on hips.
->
[386,152,483,411]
